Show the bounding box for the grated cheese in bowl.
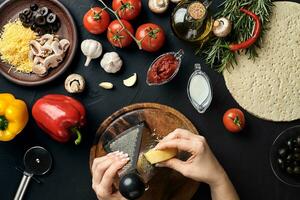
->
[0,20,37,73]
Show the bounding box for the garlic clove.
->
[123,73,137,87]
[99,82,114,90]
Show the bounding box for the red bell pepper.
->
[32,94,86,145]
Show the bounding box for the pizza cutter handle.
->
[14,172,32,200]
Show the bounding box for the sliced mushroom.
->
[51,41,64,55]
[40,43,53,58]
[32,57,47,76]
[44,54,64,69]
[148,0,169,14]
[29,40,43,56]
[37,34,54,46]
[59,39,70,52]
[28,50,34,62]
[65,74,86,93]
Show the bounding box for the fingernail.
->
[155,163,165,167]
[116,151,124,157]
[121,157,130,162]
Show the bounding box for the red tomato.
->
[112,0,142,20]
[223,108,245,133]
[83,7,110,34]
[135,23,165,52]
[107,19,134,48]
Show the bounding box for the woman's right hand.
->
[155,128,226,187]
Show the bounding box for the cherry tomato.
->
[83,7,110,34]
[135,23,165,52]
[223,108,245,133]
[112,0,142,20]
[107,19,134,48]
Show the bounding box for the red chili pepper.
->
[32,94,86,145]
[229,8,261,51]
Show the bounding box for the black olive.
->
[287,154,293,162]
[294,153,300,161]
[293,166,300,174]
[35,14,46,26]
[51,20,61,32]
[22,8,32,17]
[35,27,46,36]
[22,22,31,28]
[277,158,285,169]
[294,147,300,153]
[37,7,49,17]
[286,166,293,174]
[287,139,293,149]
[19,13,27,23]
[119,173,145,200]
[293,160,300,167]
[42,25,52,34]
[46,13,56,24]
[30,4,39,11]
[297,136,300,146]
[278,148,287,157]
[31,23,37,31]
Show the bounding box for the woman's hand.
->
[155,128,225,186]
[156,129,239,200]
[92,151,130,200]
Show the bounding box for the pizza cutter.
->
[14,146,52,200]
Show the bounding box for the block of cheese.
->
[144,148,177,164]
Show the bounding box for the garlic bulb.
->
[81,39,103,66]
[100,52,123,73]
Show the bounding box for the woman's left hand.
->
[92,151,129,200]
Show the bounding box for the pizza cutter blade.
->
[14,146,52,200]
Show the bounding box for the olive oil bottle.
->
[171,0,213,43]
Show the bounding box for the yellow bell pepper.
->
[0,93,28,141]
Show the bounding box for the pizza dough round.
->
[223,1,300,122]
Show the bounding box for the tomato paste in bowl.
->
[146,49,184,86]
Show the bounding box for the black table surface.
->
[0,0,300,199]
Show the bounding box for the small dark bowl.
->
[0,0,77,86]
[270,125,300,187]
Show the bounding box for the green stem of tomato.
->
[97,0,142,49]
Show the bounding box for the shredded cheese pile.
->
[0,20,37,73]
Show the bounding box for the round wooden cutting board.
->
[90,103,200,200]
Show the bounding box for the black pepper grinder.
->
[119,172,146,200]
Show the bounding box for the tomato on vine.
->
[107,19,134,48]
[83,7,110,34]
[112,0,142,21]
[135,23,165,52]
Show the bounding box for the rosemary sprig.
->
[200,0,274,72]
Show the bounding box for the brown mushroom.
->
[65,74,86,93]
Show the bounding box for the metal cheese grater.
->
[104,122,157,180]
[105,123,144,176]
